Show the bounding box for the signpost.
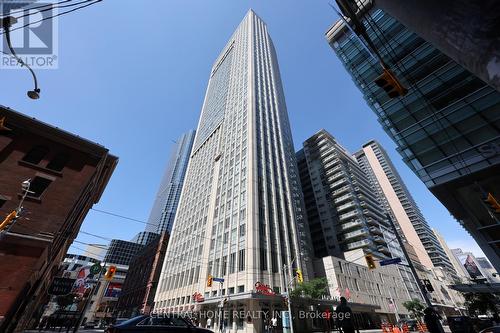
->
[379,257,402,266]
[213,277,225,283]
[48,277,76,296]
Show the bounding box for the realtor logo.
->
[1,1,58,68]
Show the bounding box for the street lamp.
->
[1,16,41,100]
[17,178,33,213]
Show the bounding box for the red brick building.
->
[0,105,117,332]
[116,232,169,317]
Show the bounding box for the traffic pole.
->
[385,214,445,333]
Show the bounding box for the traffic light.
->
[422,279,434,292]
[104,265,117,281]
[374,68,408,98]
[0,210,17,232]
[365,254,376,270]
[296,269,304,283]
[483,193,500,214]
[207,274,213,287]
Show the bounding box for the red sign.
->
[192,292,205,302]
[255,282,275,296]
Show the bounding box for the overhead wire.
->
[0,0,102,36]
[0,0,73,17]
[11,0,98,20]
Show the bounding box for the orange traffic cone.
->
[381,322,390,333]
[417,321,425,333]
[402,323,410,333]
[393,325,402,333]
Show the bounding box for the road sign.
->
[48,277,76,296]
[379,257,402,266]
[213,277,224,283]
[90,263,101,275]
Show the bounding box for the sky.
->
[0,0,485,258]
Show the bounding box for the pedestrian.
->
[206,317,212,330]
[335,297,355,333]
[270,315,278,333]
[423,307,442,333]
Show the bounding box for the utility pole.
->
[386,214,445,333]
[283,260,295,333]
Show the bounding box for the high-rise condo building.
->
[297,130,394,260]
[154,10,311,332]
[355,141,455,275]
[326,2,500,271]
[146,130,196,235]
[297,130,422,302]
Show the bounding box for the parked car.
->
[398,319,418,330]
[105,315,212,333]
[479,327,500,333]
[83,321,96,329]
[448,316,474,333]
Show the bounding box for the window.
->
[238,285,244,293]
[238,249,245,271]
[22,146,49,165]
[228,287,235,295]
[0,195,8,208]
[29,176,52,198]
[46,153,70,171]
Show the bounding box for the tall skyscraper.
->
[146,130,195,234]
[326,4,500,271]
[154,10,310,330]
[355,141,456,274]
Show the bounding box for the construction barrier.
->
[402,323,410,333]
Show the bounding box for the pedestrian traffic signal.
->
[483,192,500,214]
[207,274,213,287]
[365,254,376,270]
[296,269,303,283]
[374,68,408,98]
[0,210,17,232]
[104,265,117,281]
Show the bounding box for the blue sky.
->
[1,0,484,257]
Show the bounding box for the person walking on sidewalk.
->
[423,307,442,333]
[335,297,355,333]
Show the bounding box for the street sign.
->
[90,263,101,275]
[213,277,225,283]
[379,257,402,266]
[48,277,76,296]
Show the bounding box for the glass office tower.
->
[146,130,195,234]
[326,3,500,271]
[153,10,311,332]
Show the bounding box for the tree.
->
[403,299,425,319]
[290,277,329,299]
[463,293,498,316]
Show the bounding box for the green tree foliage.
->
[463,293,498,316]
[290,277,329,299]
[403,299,425,319]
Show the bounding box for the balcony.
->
[373,236,385,243]
[325,164,343,176]
[345,239,372,250]
[343,228,368,241]
[339,210,360,222]
[337,201,356,213]
[329,178,348,190]
[327,171,346,183]
[339,219,363,231]
[331,185,351,198]
[369,226,383,235]
[334,193,353,204]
